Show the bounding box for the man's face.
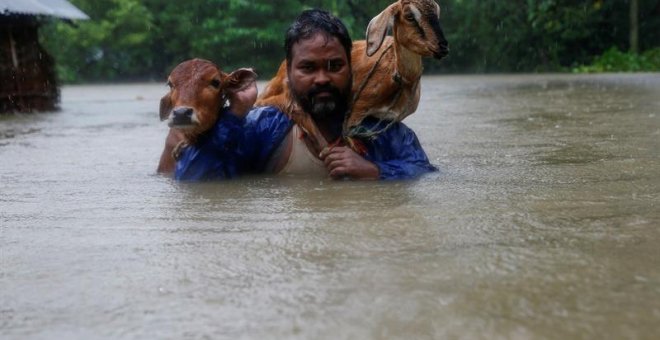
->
[288,33,352,122]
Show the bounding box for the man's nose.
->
[313,69,331,85]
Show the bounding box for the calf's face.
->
[159,59,256,137]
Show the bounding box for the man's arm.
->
[174,112,246,180]
[318,122,436,180]
[363,122,438,180]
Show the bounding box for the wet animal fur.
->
[256,0,448,151]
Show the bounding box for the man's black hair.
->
[284,9,352,66]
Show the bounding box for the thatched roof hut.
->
[1,0,88,113]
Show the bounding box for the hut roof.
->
[0,0,88,20]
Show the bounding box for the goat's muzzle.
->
[435,44,449,60]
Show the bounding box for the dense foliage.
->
[573,47,660,72]
[40,0,660,83]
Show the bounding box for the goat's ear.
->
[159,94,172,121]
[366,3,397,56]
[224,68,258,93]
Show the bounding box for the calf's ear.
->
[159,94,172,121]
[224,68,258,93]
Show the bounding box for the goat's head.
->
[159,58,256,135]
[366,0,449,60]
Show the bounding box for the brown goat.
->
[157,58,256,173]
[256,0,448,150]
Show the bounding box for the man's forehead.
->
[291,33,347,60]
[299,32,337,46]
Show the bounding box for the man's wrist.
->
[228,104,250,118]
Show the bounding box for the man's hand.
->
[227,80,258,118]
[319,146,380,180]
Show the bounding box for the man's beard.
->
[290,81,350,122]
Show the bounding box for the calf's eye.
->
[210,79,221,89]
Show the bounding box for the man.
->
[164,9,436,180]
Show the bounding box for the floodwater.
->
[1,74,659,339]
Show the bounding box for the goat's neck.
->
[392,41,423,85]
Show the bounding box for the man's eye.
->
[327,61,344,72]
[299,64,314,72]
[210,79,221,89]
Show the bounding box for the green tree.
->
[42,0,155,82]
[436,0,605,72]
[40,0,660,82]
[190,0,301,75]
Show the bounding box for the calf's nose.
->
[173,107,193,118]
[171,107,194,126]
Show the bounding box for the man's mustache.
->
[307,84,342,99]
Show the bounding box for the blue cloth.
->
[175,106,437,180]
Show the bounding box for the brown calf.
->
[256,0,448,149]
[157,58,256,173]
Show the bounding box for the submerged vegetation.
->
[41,0,660,83]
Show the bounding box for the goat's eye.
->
[404,13,415,22]
[166,80,173,89]
[210,79,221,89]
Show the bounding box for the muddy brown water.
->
[1,74,659,339]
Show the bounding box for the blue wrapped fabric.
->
[175,106,437,180]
